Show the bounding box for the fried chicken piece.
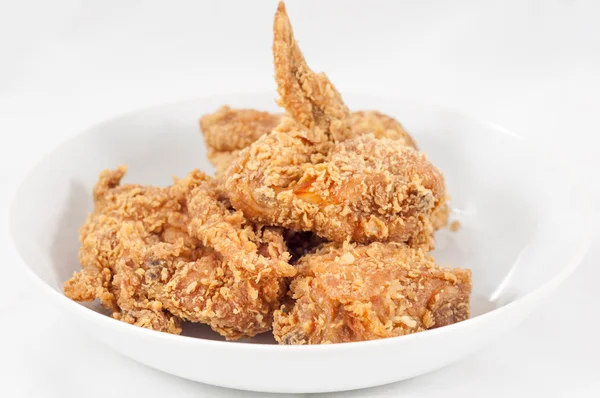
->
[64,166,194,312]
[64,167,207,333]
[157,179,296,338]
[113,217,293,339]
[64,167,296,339]
[297,135,445,245]
[224,4,448,246]
[273,242,472,344]
[200,107,417,174]
[227,126,446,247]
[200,106,283,174]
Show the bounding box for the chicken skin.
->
[224,3,447,247]
[200,108,417,175]
[200,106,283,174]
[64,167,295,339]
[273,242,472,344]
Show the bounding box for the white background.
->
[1,0,599,396]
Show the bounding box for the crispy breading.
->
[224,4,447,246]
[349,111,416,148]
[200,106,283,174]
[273,242,472,344]
[273,1,352,142]
[64,166,197,312]
[64,1,465,345]
[227,130,446,247]
[64,167,295,339]
[200,108,418,174]
[175,180,296,338]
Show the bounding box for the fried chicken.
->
[200,108,417,174]
[64,166,193,313]
[64,167,296,339]
[199,4,415,175]
[273,242,472,344]
[200,106,283,174]
[224,3,447,247]
[228,127,445,246]
[176,178,296,338]
[64,0,469,345]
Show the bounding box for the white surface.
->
[1,0,599,397]
[10,94,590,393]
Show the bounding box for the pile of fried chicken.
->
[64,2,472,344]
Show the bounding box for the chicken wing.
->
[224,3,447,246]
[64,166,206,333]
[64,167,296,339]
[273,242,472,344]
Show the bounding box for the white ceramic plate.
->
[9,93,591,394]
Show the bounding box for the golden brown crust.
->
[65,1,465,344]
[64,167,295,339]
[223,3,447,246]
[65,166,192,313]
[350,111,417,149]
[176,179,297,338]
[273,1,352,142]
[199,106,283,174]
[226,131,446,247]
[200,108,418,174]
[273,242,472,344]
